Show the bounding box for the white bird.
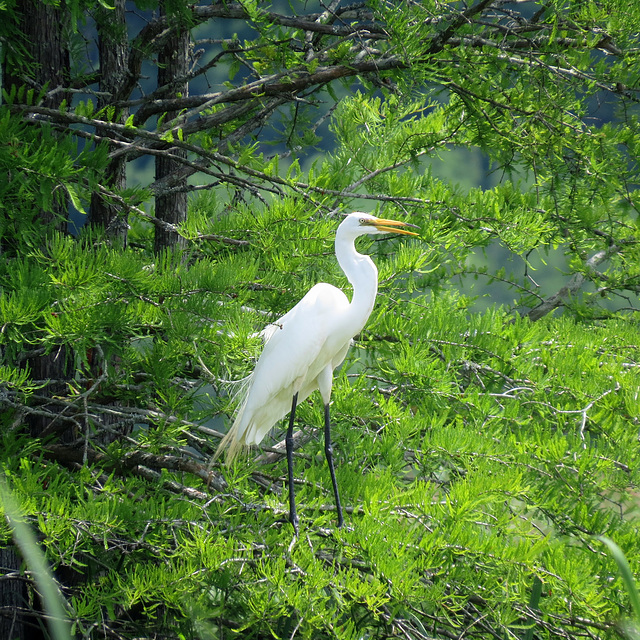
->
[214,212,418,533]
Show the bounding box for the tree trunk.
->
[2,0,70,231]
[154,2,190,254]
[2,0,69,107]
[0,547,27,640]
[89,0,130,246]
[2,6,72,634]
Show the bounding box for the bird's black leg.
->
[286,393,299,535]
[324,402,344,528]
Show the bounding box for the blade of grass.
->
[523,575,543,640]
[599,536,640,623]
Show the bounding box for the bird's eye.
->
[359,218,366,224]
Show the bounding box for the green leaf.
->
[63,182,86,215]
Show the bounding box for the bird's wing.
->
[258,293,316,345]
[251,282,349,401]
[217,283,351,459]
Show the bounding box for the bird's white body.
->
[233,282,353,450]
[215,212,416,464]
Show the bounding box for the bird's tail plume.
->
[210,374,253,466]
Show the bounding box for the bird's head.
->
[340,212,420,237]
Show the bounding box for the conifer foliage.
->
[2,1,640,638]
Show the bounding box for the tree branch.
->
[525,245,620,321]
[44,444,228,492]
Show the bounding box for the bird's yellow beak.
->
[368,217,420,237]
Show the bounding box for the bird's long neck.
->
[335,232,378,335]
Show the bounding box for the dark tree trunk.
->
[26,346,74,439]
[2,0,69,108]
[89,0,130,246]
[2,6,73,634]
[2,0,74,434]
[2,0,70,231]
[154,2,190,254]
[0,547,27,640]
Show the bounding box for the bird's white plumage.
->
[215,212,416,462]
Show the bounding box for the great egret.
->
[215,212,418,533]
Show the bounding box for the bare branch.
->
[525,244,620,321]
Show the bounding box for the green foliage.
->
[3,0,640,638]
[4,196,640,637]
[0,107,108,253]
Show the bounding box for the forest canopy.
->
[2,1,640,639]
